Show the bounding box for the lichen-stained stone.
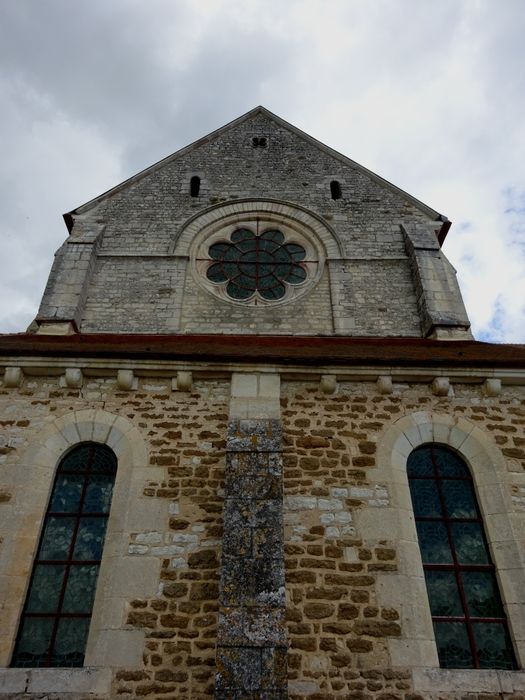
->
[215,647,288,697]
[220,555,285,608]
[223,496,283,530]
[252,525,284,559]
[227,419,282,452]
[221,518,252,557]
[216,417,287,696]
[215,647,262,693]
[261,646,288,688]
[225,452,283,499]
[217,607,287,647]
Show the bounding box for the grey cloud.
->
[0,0,296,176]
[0,0,523,338]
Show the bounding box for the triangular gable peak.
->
[65,106,450,243]
[35,106,469,340]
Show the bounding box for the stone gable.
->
[34,107,470,338]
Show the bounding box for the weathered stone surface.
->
[217,607,287,646]
[35,108,458,337]
[216,417,287,695]
[227,419,282,452]
[215,647,262,692]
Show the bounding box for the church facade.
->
[0,107,524,698]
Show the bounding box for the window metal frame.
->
[11,443,117,668]
[408,443,516,669]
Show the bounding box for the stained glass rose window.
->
[206,228,307,301]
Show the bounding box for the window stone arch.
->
[360,412,525,690]
[0,409,162,681]
[11,442,119,668]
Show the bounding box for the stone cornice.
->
[1,335,525,390]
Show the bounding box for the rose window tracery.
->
[205,228,308,301]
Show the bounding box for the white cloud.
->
[0,76,123,332]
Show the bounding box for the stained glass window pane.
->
[12,618,54,667]
[451,522,489,564]
[238,252,258,270]
[73,518,108,560]
[284,243,306,261]
[462,571,503,618]
[237,238,255,253]
[273,247,291,262]
[473,623,515,670]
[257,252,275,266]
[223,262,238,277]
[207,263,228,283]
[441,479,477,519]
[62,565,99,613]
[407,447,434,477]
[227,281,253,300]
[260,282,286,300]
[209,242,230,258]
[409,479,441,518]
[434,449,469,477]
[285,268,307,284]
[206,228,307,301]
[434,622,473,668]
[424,571,462,617]
[12,443,117,668]
[49,474,83,512]
[51,619,90,667]
[274,263,292,279]
[259,239,277,253]
[416,521,452,563]
[90,446,117,474]
[39,517,75,560]
[233,274,254,290]
[25,565,66,613]
[59,445,92,472]
[230,228,252,243]
[256,264,274,281]
[262,229,285,244]
[84,475,114,513]
[224,246,239,262]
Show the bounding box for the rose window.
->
[206,228,307,301]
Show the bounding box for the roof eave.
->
[0,334,524,369]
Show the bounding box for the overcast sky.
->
[0,0,523,341]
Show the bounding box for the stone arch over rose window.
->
[171,199,343,307]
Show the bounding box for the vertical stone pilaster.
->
[215,374,287,698]
[35,221,104,330]
[401,223,472,338]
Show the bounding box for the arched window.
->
[330,180,342,200]
[190,175,201,197]
[408,444,516,669]
[11,443,117,667]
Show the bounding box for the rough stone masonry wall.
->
[0,375,229,698]
[281,380,525,700]
[0,373,524,698]
[114,379,227,699]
